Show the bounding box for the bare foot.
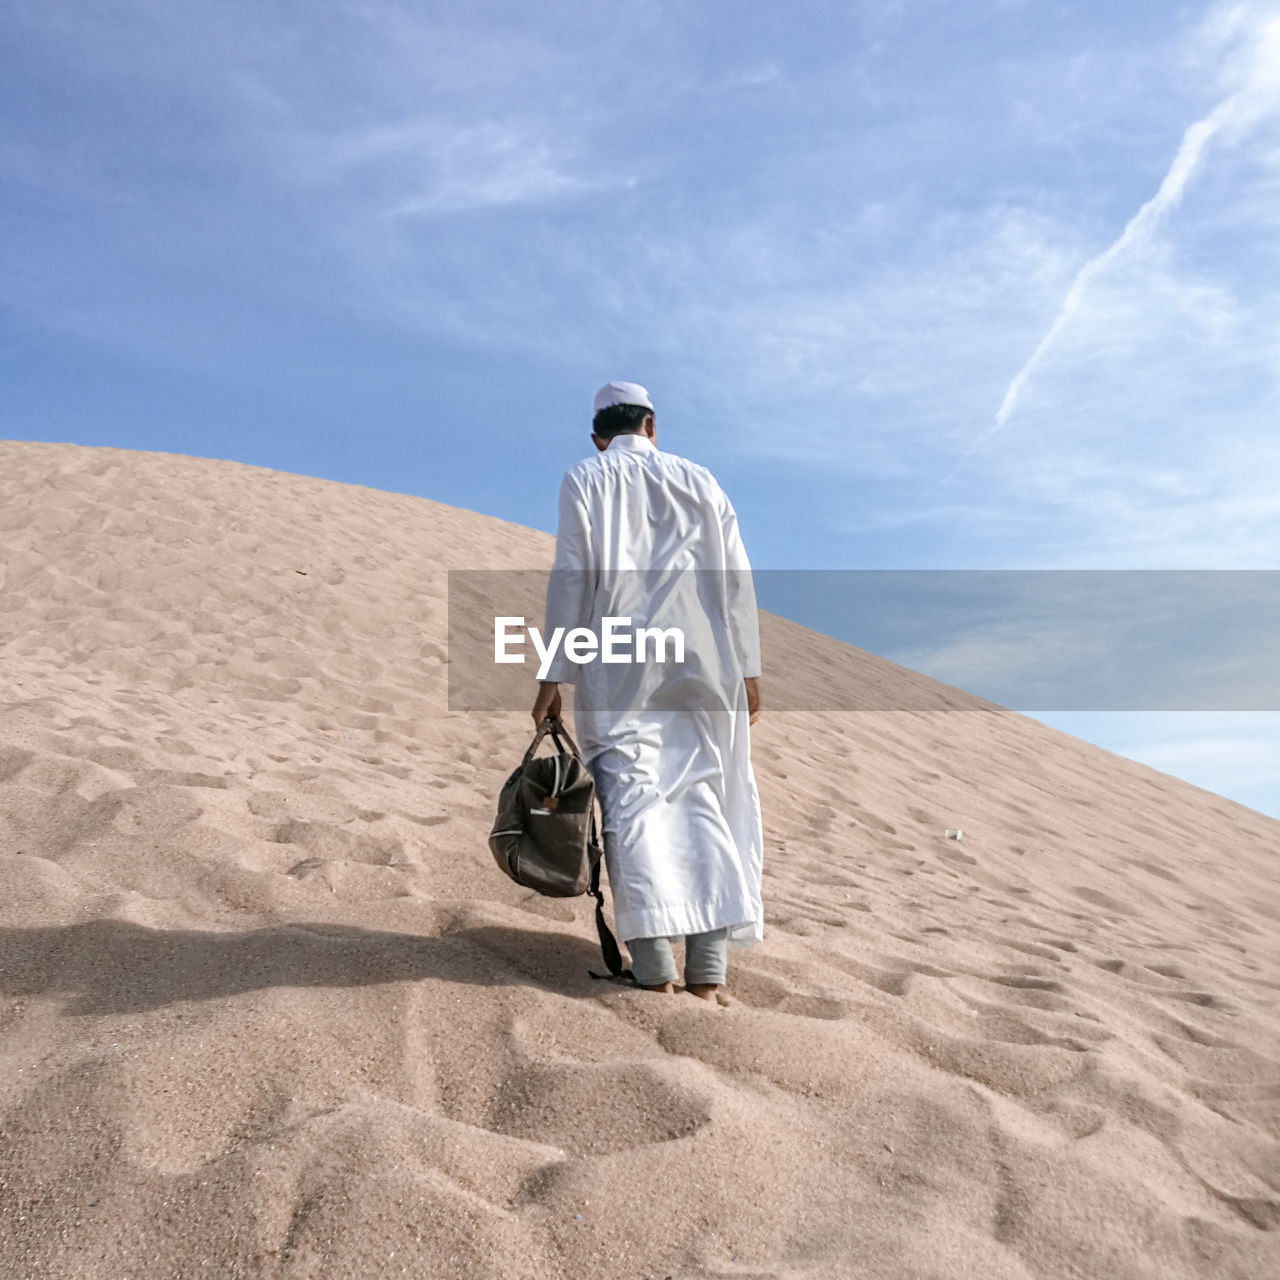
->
[685,983,721,1003]
[637,980,676,994]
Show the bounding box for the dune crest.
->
[2,440,1277,1279]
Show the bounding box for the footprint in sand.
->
[726,970,850,1020]
[0,747,36,782]
[1073,886,1131,913]
[1127,857,1182,883]
[512,893,576,923]
[271,820,404,866]
[145,769,229,789]
[1170,1020,1240,1048]
[995,937,1067,962]
[1170,990,1235,1010]
[990,973,1064,993]
[480,1060,712,1155]
[967,1010,1096,1053]
[849,805,897,834]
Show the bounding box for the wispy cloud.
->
[985,115,1219,438]
[278,115,595,218]
[381,129,588,218]
[975,3,1280,453]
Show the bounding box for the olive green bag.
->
[489,716,630,980]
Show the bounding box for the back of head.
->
[592,402,653,439]
[592,380,654,439]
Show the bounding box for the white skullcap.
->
[593,380,654,415]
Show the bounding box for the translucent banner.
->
[448,570,1280,712]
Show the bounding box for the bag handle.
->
[546,714,584,760]
[523,714,583,764]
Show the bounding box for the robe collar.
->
[605,432,656,453]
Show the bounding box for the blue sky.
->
[4,1,1279,816]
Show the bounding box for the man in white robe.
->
[531,381,764,1003]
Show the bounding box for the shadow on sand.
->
[0,918,620,1016]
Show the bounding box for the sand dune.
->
[1,439,1277,1279]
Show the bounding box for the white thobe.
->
[542,433,764,948]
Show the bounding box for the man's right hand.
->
[531,681,562,726]
[744,677,761,724]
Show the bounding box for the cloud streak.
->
[972,5,1280,455]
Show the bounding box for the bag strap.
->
[585,809,635,984]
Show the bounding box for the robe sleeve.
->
[541,470,596,684]
[719,488,762,679]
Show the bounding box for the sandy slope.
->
[0,439,1277,1280]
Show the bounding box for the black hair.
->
[592,402,653,439]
